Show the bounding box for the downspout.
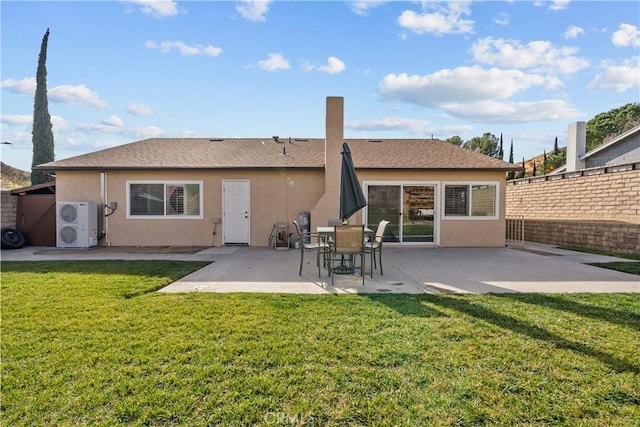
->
[100,171,109,246]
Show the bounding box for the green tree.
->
[462,132,501,158]
[445,135,463,146]
[546,147,566,173]
[507,139,515,180]
[515,158,525,179]
[553,136,559,154]
[498,133,504,160]
[542,150,547,174]
[586,103,640,151]
[31,28,55,185]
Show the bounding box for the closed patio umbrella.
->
[340,142,367,221]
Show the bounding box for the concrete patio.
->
[3,242,638,294]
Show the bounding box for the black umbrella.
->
[340,142,367,221]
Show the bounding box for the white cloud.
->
[564,25,584,39]
[379,67,560,106]
[2,78,108,108]
[127,102,153,116]
[347,117,431,133]
[50,115,69,132]
[1,114,32,125]
[304,56,346,74]
[236,0,272,22]
[445,99,579,123]
[470,37,589,75]
[102,115,124,127]
[1,77,36,95]
[549,0,570,11]
[120,0,178,18]
[377,66,577,123]
[397,1,473,35]
[494,12,509,26]
[346,117,473,136]
[48,84,107,108]
[349,1,388,16]
[257,53,290,72]
[588,57,640,92]
[145,41,222,57]
[612,23,640,47]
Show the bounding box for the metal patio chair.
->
[292,220,330,277]
[329,224,366,285]
[365,220,390,276]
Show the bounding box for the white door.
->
[223,180,250,244]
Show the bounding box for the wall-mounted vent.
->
[368,139,382,142]
[209,138,224,142]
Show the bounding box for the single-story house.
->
[38,96,519,248]
[555,122,640,174]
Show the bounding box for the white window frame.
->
[126,180,204,219]
[441,181,499,220]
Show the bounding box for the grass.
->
[557,245,640,275]
[2,260,640,426]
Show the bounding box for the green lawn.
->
[2,261,639,426]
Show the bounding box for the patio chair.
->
[329,224,365,286]
[292,220,330,277]
[365,220,390,276]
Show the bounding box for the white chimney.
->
[566,121,586,172]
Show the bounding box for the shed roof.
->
[37,137,519,171]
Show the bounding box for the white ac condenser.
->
[56,202,99,248]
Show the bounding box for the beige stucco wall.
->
[55,168,508,248]
[55,169,325,247]
[356,169,507,247]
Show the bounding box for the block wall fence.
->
[505,163,640,254]
[1,190,18,229]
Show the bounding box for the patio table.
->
[317,226,373,275]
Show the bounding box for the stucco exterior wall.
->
[55,167,509,248]
[357,169,508,247]
[55,169,325,247]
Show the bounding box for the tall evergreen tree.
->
[498,133,504,160]
[31,28,55,185]
[553,136,559,154]
[532,162,537,177]
[507,139,514,180]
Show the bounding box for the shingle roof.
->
[37,137,519,171]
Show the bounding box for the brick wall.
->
[506,163,640,254]
[1,190,17,228]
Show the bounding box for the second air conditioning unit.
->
[56,201,98,248]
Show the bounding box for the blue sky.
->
[1,0,639,171]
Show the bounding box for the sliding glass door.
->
[366,183,436,243]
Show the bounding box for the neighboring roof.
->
[579,124,640,161]
[37,137,519,171]
[551,124,640,174]
[9,181,56,195]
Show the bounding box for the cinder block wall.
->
[506,165,640,254]
[1,190,17,228]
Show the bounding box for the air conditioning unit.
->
[56,202,98,248]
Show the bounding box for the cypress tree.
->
[532,162,537,177]
[553,136,559,154]
[507,139,514,180]
[31,28,55,185]
[543,150,547,174]
[498,133,504,160]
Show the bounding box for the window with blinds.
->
[444,183,497,218]
[128,181,202,218]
